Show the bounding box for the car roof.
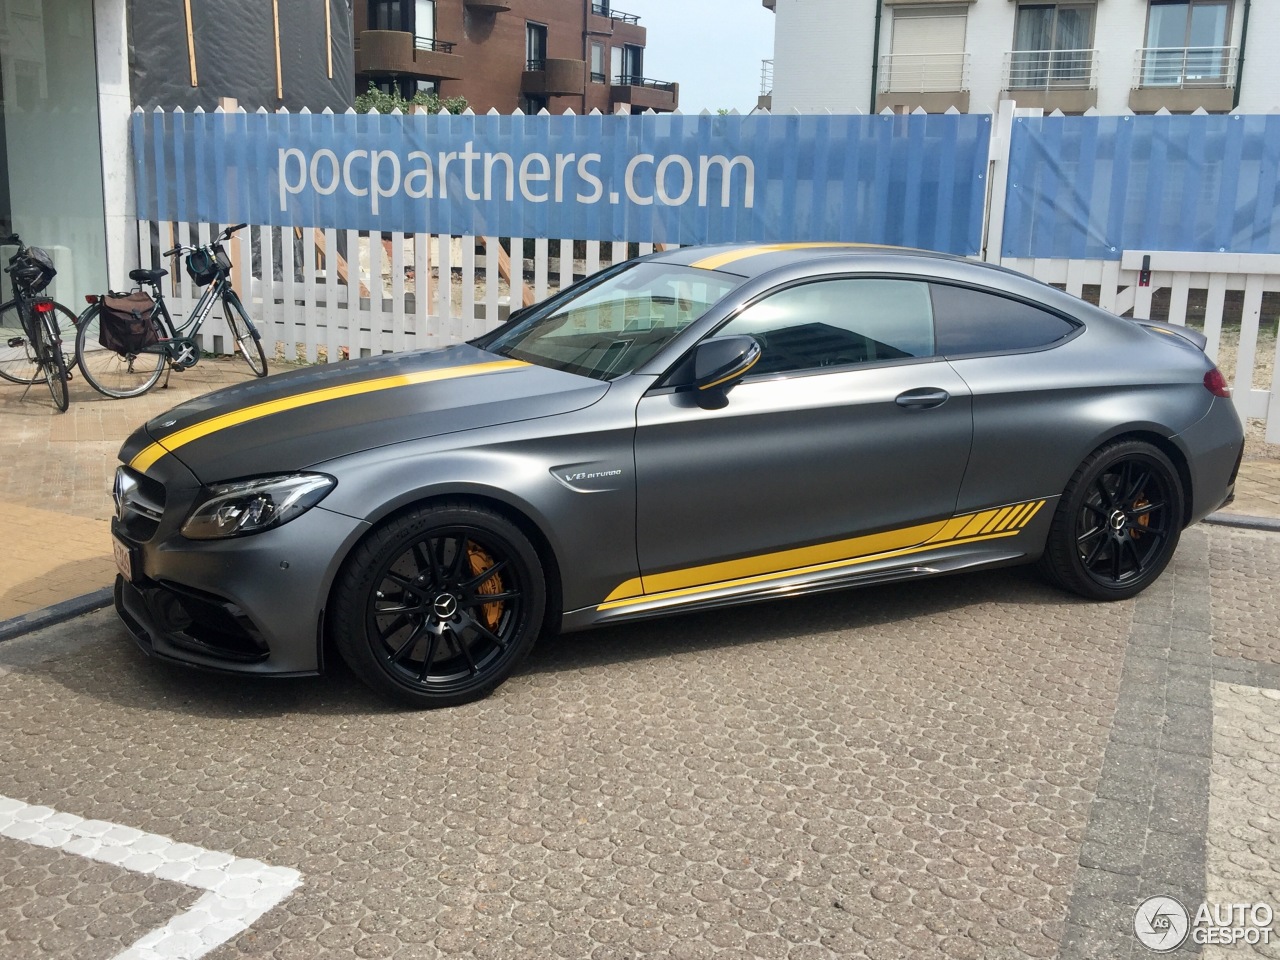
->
[652,242,975,279]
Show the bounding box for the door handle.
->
[895,388,950,410]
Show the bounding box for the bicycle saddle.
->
[129,267,168,284]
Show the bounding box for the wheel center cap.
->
[1109,509,1128,532]
[432,594,459,619]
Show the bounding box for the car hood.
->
[119,345,609,482]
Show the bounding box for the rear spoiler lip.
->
[1130,318,1208,352]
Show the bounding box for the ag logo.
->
[1134,896,1190,952]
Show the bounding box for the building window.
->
[526,22,548,70]
[1010,4,1095,89]
[622,45,643,84]
[1141,0,1232,86]
[369,0,433,39]
[610,46,623,84]
[521,95,548,114]
[591,42,606,83]
[885,7,968,92]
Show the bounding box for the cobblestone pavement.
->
[0,524,1277,958]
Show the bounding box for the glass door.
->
[0,0,108,301]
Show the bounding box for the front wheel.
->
[75,304,166,399]
[0,299,79,384]
[37,312,69,412]
[1039,440,1184,601]
[331,502,546,709]
[223,291,267,377]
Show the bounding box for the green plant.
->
[354,84,469,115]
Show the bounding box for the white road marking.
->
[0,794,302,960]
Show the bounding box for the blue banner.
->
[1003,114,1280,260]
[133,110,992,254]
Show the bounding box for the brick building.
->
[352,0,679,114]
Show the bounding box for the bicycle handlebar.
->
[221,223,248,240]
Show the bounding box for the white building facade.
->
[766,0,1280,115]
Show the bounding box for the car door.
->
[633,276,974,594]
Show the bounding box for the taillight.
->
[85,294,100,304]
[1203,368,1231,398]
[32,300,53,313]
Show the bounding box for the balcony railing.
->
[590,71,607,84]
[1004,49,1097,90]
[591,3,640,24]
[878,53,970,93]
[415,36,456,54]
[526,58,546,72]
[356,34,456,54]
[613,75,676,92]
[760,58,774,97]
[1134,46,1236,88]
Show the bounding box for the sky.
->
[622,1,777,113]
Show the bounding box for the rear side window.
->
[931,283,1076,356]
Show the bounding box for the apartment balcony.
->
[521,58,587,97]
[1130,46,1237,112]
[464,0,511,11]
[355,31,463,82]
[876,53,970,113]
[1001,49,1098,113]
[611,76,679,112]
[588,3,645,44]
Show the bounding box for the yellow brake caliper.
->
[467,544,504,631]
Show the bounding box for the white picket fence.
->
[139,100,1280,441]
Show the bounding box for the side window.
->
[717,278,935,376]
[932,283,1077,355]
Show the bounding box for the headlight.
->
[182,474,336,540]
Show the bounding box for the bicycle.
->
[0,234,71,412]
[75,223,267,398]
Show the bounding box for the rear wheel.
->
[1040,440,1183,600]
[332,502,546,708]
[223,291,267,377]
[75,304,166,399]
[37,311,69,412]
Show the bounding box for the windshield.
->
[485,263,743,380]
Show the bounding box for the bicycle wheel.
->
[37,309,69,412]
[0,299,39,384]
[223,291,268,377]
[75,304,166,399]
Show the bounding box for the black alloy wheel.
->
[1040,439,1183,600]
[333,502,545,708]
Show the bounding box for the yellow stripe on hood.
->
[129,359,528,472]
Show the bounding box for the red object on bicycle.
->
[32,300,54,313]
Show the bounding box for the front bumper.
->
[112,504,369,676]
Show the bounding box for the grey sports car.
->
[112,243,1244,707]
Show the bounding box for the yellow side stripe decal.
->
[129,359,529,472]
[690,242,887,271]
[600,499,1047,610]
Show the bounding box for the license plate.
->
[113,536,134,583]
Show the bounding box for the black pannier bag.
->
[99,291,160,355]
[10,247,56,294]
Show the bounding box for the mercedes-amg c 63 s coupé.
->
[111,243,1245,707]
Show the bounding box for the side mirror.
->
[691,335,761,396]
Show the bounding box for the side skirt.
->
[560,541,1034,633]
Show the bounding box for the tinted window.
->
[931,284,1076,355]
[717,279,935,376]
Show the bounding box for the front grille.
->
[114,466,166,540]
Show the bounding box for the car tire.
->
[332,501,546,709]
[1039,439,1183,601]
